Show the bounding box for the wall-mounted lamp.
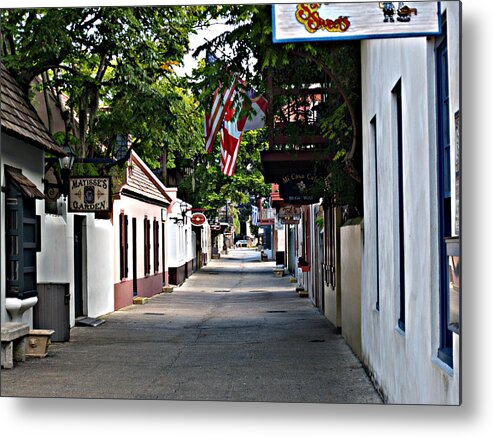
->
[170,201,188,225]
[44,145,76,199]
[58,146,76,195]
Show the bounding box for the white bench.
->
[1,322,29,369]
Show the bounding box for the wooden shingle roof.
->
[0,62,65,156]
[4,165,45,199]
[122,151,172,206]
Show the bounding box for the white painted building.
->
[165,187,195,285]
[1,61,66,329]
[112,151,172,310]
[360,2,460,404]
[38,206,115,325]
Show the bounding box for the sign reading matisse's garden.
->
[272,2,441,43]
[68,177,112,212]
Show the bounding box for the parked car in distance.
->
[236,240,248,248]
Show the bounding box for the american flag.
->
[220,90,247,177]
[204,76,237,154]
[219,80,268,176]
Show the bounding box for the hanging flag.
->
[204,77,237,154]
[219,81,268,176]
[220,92,247,177]
[244,90,268,132]
[251,205,259,226]
[204,87,220,154]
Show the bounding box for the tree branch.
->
[17,63,81,88]
[293,50,361,183]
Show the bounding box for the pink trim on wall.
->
[114,273,164,310]
[114,280,134,311]
[137,273,162,299]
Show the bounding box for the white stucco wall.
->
[340,218,363,360]
[1,134,45,326]
[1,134,114,327]
[37,210,74,323]
[166,199,193,268]
[360,2,460,405]
[85,215,114,317]
[112,196,167,284]
[39,206,114,323]
[201,223,211,260]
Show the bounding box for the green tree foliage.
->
[191,5,362,210]
[0,5,271,219]
[0,6,209,161]
[177,127,271,220]
[1,4,361,217]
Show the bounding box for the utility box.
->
[276,251,285,265]
[34,283,70,342]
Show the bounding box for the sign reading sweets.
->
[272,2,441,43]
[68,177,112,213]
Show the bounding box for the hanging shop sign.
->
[210,223,222,231]
[272,2,441,43]
[191,212,207,227]
[280,218,301,225]
[68,177,112,213]
[278,172,317,205]
[279,205,302,219]
[279,205,301,225]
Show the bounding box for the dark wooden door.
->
[74,215,85,317]
[162,222,166,284]
[132,217,138,296]
[5,181,38,299]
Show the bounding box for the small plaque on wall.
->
[68,177,112,213]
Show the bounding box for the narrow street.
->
[1,249,382,404]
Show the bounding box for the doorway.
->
[132,217,138,296]
[74,215,86,318]
[162,222,166,284]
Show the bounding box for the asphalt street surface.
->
[1,249,383,404]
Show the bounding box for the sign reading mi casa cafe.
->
[68,177,112,213]
[272,2,441,43]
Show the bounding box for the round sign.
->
[191,212,206,226]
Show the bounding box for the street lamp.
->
[115,134,128,160]
[44,145,76,199]
[58,145,76,196]
[180,201,188,221]
[170,201,188,225]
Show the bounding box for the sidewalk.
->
[0,249,382,404]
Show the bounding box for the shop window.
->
[144,217,151,275]
[119,212,129,280]
[153,219,159,273]
[5,180,38,299]
[436,28,454,368]
[371,116,380,311]
[392,79,405,332]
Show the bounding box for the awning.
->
[5,165,45,199]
